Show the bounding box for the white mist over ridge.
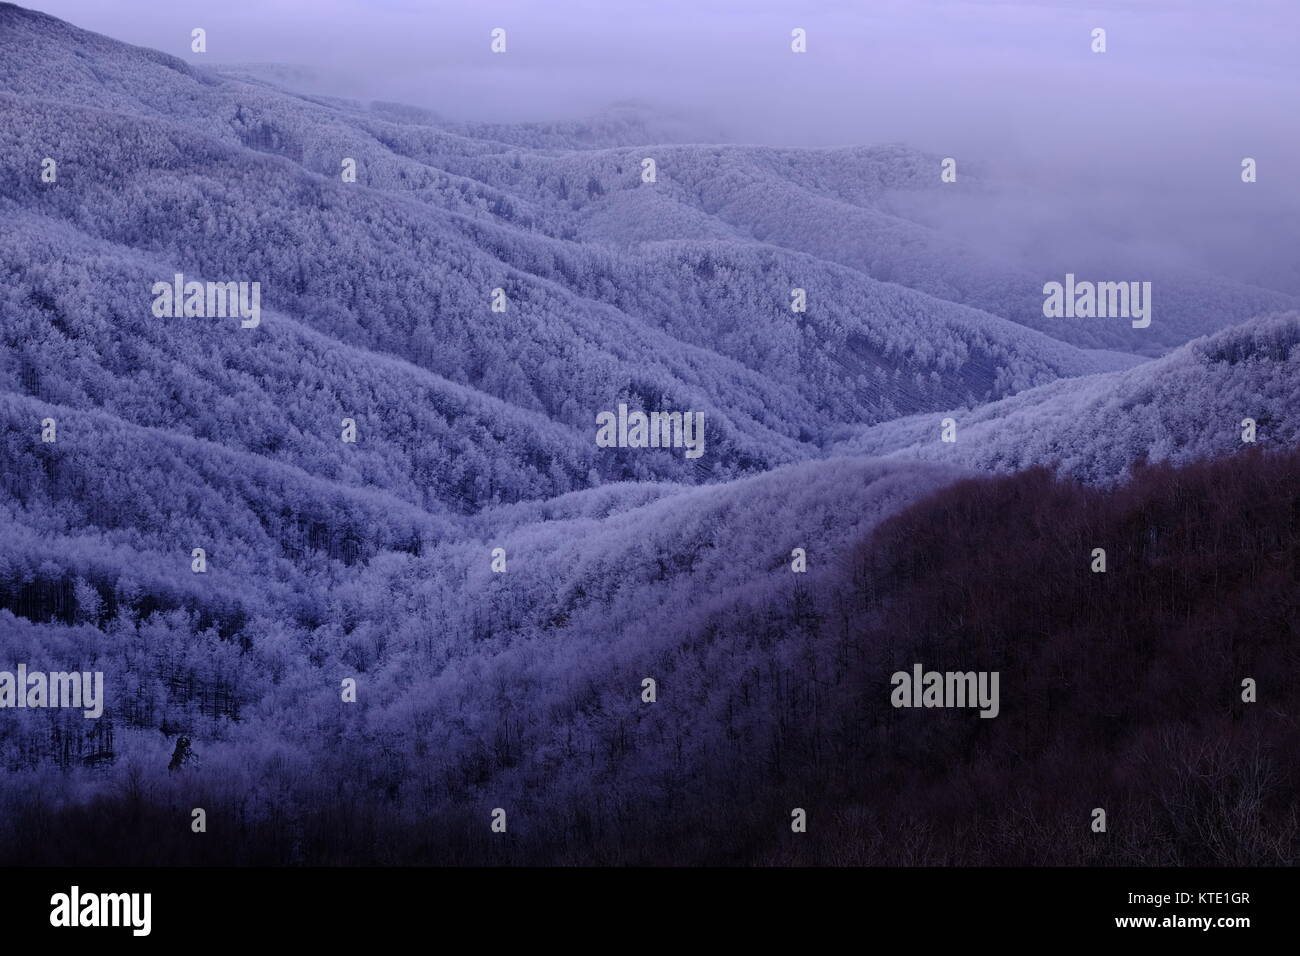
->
[18,0,1300,298]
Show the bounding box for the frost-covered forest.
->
[0,2,1297,865]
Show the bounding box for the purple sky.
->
[18,1,1296,146]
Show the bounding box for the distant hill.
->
[828,314,1300,483]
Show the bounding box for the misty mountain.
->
[1,0,1140,481]
[1,2,1297,866]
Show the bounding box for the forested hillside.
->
[4,445,1296,865]
[830,314,1300,483]
[0,0,1141,470]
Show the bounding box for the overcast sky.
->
[18,0,1300,289]
[18,1,1294,146]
